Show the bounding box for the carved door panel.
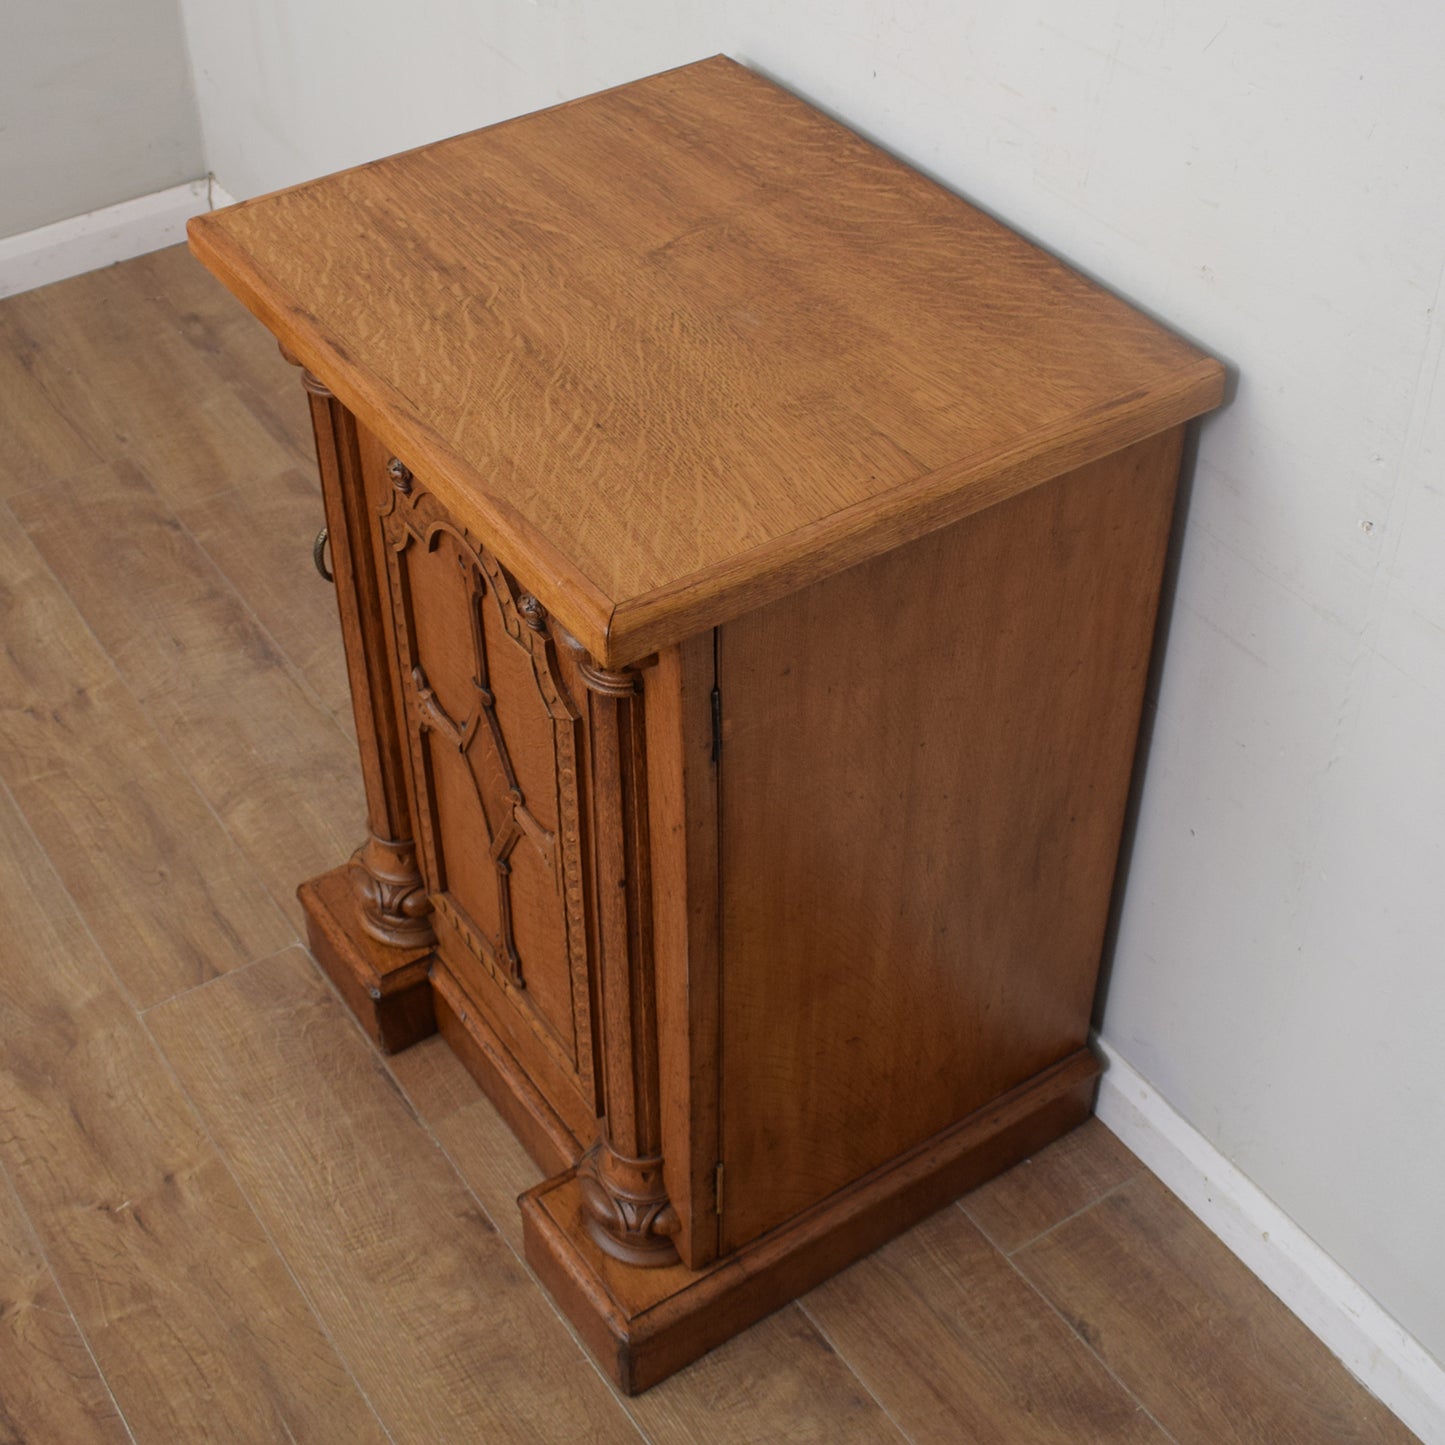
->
[369,448,598,1135]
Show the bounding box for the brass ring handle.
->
[312,526,334,583]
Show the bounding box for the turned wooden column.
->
[290,355,434,950]
[284,350,437,1054]
[574,653,679,1268]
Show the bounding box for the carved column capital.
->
[578,1139,679,1268]
[278,341,333,396]
[577,658,641,697]
[551,621,646,696]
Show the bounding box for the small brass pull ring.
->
[313,526,334,583]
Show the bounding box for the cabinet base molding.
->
[521,1048,1100,1394]
[431,962,583,1178]
[298,866,435,1054]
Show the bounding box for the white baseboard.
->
[0,179,211,301]
[1094,1037,1445,1444]
[209,178,239,210]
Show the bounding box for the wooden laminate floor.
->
[0,248,1417,1444]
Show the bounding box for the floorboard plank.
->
[147,948,643,1445]
[176,462,357,734]
[10,247,356,739]
[0,505,294,1007]
[0,251,313,520]
[961,1116,1143,1254]
[803,1203,1167,1444]
[0,788,390,1444]
[0,1168,130,1445]
[388,1036,908,1443]
[1014,1173,1419,1444]
[0,337,100,495]
[132,243,317,459]
[10,459,365,930]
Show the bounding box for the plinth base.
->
[298,865,436,1054]
[521,1048,1100,1394]
[431,961,583,1177]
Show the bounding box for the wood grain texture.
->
[3,249,314,520]
[0,789,387,1443]
[147,947,642,1444]
[178,459,356,735]
[385,1032,493,1131]
[9,458,365,932]
[0,501,293,1008]
[574,646,680,1266]
[803,1204,1167,1444]
[716,431,1183,1250]
[522,1053,1099,1393]
[432,962,584,1176]
[374,467,599,1121]
[1014,1174,1421,1445]
[633,1306,906,1444]
[299,863,436,1053]
[129,242,316,461]
[309,400,433,949]
[0,332,100,494]
[387,1036,907,1443]
[961,1116,1143,1254]
[645,633,721,1268]
[0,1170,128,1445]
[189,55,1224,666]
[0,248,349,748]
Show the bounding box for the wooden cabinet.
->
[189,56,1224,1391]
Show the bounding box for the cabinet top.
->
[190,55,1224,666]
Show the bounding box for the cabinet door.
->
[360,431,599,1142]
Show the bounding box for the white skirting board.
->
[1094,1037,1445,1444]
[0,178,211,300]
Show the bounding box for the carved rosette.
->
[349,832,433,948]
[386,456,413,494]
[578,1141,680,1268]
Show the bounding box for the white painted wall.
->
[178,1,722,204]
[1,0,203,239]
[175,0,1445,1375]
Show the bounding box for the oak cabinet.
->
[189,55,1224,1391]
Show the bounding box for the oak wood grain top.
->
[190,55,1224,665]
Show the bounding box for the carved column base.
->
[577,1140,680,1268]
[349,831,435,948]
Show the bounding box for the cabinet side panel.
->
[717,428,1184,1253]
